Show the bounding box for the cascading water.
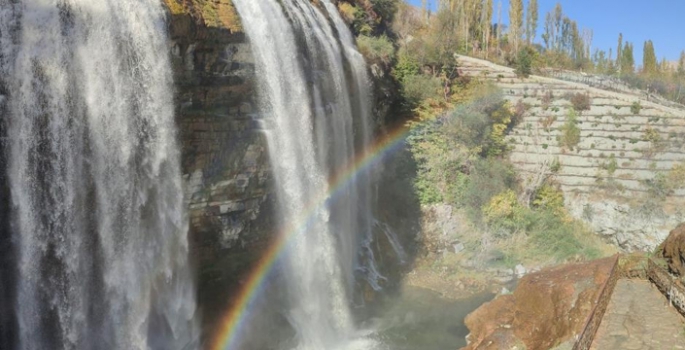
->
[232,0,379,348]
[0,1,197,349]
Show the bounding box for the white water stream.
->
[0,0,197,349]
[231,0,381,349]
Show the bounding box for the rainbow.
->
[208,119,421,350]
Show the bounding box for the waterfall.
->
[232,0,378,348]
[0,1,197,349]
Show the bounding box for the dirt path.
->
[591,279,685,350]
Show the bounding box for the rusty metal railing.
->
[572,254,621,350]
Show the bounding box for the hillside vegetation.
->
[336,0,621,273]
[458,56,685,251]
[339,0,685,271]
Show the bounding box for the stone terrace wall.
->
[457,55,685,251]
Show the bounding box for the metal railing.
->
[542,69,685,111]
[572,254,621,350]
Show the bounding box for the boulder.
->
[462,257,616,350]
[659,222,685,276]
[514,264,526,278]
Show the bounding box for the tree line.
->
[412,0,685,103]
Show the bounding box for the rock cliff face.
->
[165,0,270,250]
[160,0,405,333]
[162,0,277,329]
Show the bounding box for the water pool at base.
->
[364,286,496,350]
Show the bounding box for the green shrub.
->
[541,90,554,110]
[443,92,514,156]
[483,190,526,234]
[338,2,359,23]
[550,157,562,173]
[643,126,662,145]
[459,158,517,214]
[526,210,601,261]
[601,154,618,175]
[631,101,642,115]
[408,88,513,206]
[559,109,581,150]
[401,74,443,105]
[643,172,671,199]
[515,47,534,78]
[392,53,420,82]
[532,183,565,214]
[369,0,399,24]
[570,93,591,111]
[664,163,685,194]
[357,35,395,65]
[513,100,529,125]
[541,115,556,132]
[482,195,604,261]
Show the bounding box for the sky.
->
[407,0,685,64]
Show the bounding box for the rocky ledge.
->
[659,222,685,276]
[462,257,616,350]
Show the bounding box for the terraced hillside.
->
[457,55,685,251]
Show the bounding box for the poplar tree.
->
[526,0,538,44]
[553,3,563,50]
[616,33,623,73]
[542,3,562,50]
[642,40,657,76]
[483,0,493,56]
[607,48,617,75]
[582,28,593,59]
[594,50,607,73]
[570,21,584,62]
[466,0,484,52]
[542,11,553,49]
[660,57,669,74]
[509,0,524,52]
[497,1,502,49]
[677,51,685,77]
[621,42,634,74]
